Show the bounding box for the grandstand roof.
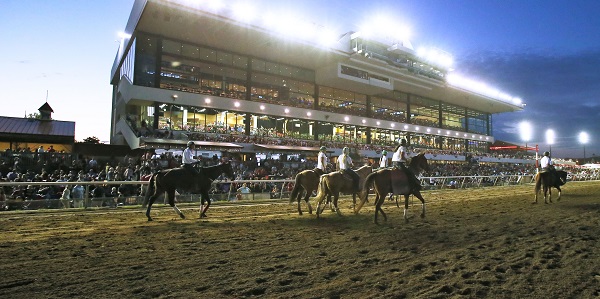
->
[0,116,75,143]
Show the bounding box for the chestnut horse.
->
[315,165,372,218]
[534,170,568,204]
[143,162,235,221]
[289,169,320,215]
[356,153,429,224]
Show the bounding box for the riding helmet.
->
[400,139,407,145]
[187,141,195,147]
[382,150,387,155]
[543,151,550,156]
[343,147,350,154]
[320,146,327,152]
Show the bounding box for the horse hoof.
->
[147,218,153,222]
[180,214,186,219]
[200,213,207,218]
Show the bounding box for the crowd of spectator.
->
[1,142,596,211]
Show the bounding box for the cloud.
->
[454,48,600,157]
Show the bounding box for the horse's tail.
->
[315,176,328,203]
[142,173,156,207]
[534,173,542,193]
[361,172,377,202]
[289,174,303,203]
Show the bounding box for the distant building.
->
[0,102,75,152]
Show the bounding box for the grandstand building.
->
[110,0,525,161]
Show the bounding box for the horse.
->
[355,153,429,224]
[534,170,568,204]
[143,162,235,221]
[289,165,332,215]
[314,165,373,218]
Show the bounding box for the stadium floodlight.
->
[545,129,555,153]
[579,131,589,145]
[317,28,339,48]
[358,14,410,43]
[416,47,453,68]
[519,121,532,153]
[231,2,256,23]
[579,131,589,161]
[117,32,131,39]
[206,0,224,11]
[446,73,523,106]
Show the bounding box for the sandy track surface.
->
[1,182,599,298]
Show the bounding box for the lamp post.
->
[519,121,532,155]
[545,129,555,154]
[579,131,589,163]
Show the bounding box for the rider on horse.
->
[392,139,422,191]
[338,147,360,192]
[315,146,328,176]
[540,151,558,182]
[182,141,200,175]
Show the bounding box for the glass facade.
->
[123,33,493,153]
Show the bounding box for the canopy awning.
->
[253,144,322,152]
[141,138,243,150]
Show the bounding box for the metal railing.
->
[1,173,597,211]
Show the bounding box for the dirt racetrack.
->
[1,182,599,299]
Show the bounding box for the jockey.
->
[540,151,554,171]
[393,139,421,191]
[338,147,360,192]
[379,150,389,168]
[182,141,200,175]
[540,151,558,181]
[392,139,408,168]
[315,146,328,176]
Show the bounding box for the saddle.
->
[390,168,411,195]
[339,170,353,182]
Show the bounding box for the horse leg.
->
[334,193,342,216]
[303,191,313,215]
[200,190,211,218]
[403,194,410,223]
[413,190,426,219]
[167,188,185,219]
[556,186,562,201]
[375,194,387,224]
[145,193,160,221]
[548,185,553,203]
[354,190,368,214]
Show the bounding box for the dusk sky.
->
[1,0,599,159]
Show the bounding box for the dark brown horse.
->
[143,162,235,221]
[534,170,568,204]
[315,165,372,218]
[356,153,429,224]
[289,169,321,215]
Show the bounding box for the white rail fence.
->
[0,172,598,211]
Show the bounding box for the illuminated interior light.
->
[391,123,395,127]
[259,105,265,110]
[284,108,289,113]
[234,102,240,107]
[376,121,381,125]
[361,119,366,124]
[306,112,311,116]
[344,116,350,121]
[204,98,211,104]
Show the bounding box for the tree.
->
[27,112,41,119]
[81,136,100,144]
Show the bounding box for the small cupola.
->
[38,102,54,120]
